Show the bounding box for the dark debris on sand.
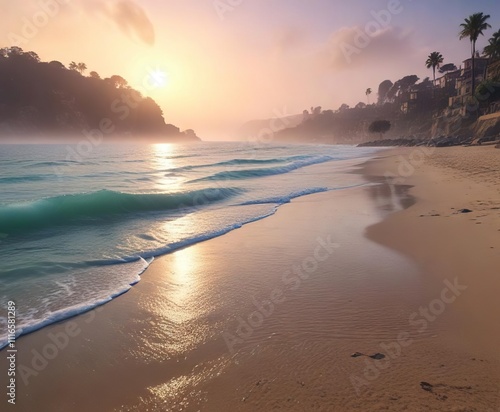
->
[420,382,434,392]
[350,352,386,360]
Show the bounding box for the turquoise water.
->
[0,142,378,347]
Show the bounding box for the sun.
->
[147,68,169,89]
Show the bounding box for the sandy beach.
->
[3,2,500,411]
[3,146,500,411]
[365,146,500,362]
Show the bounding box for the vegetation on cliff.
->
[0,47,200,142]
[270,12,500,145]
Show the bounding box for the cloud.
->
[272,26,309,52]
[322,25,415,70]
[106,0,155,45]
[80,0,155,45]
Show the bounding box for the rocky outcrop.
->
[358,135,473,147]
[358,137,427,147]
[471,112,500,140]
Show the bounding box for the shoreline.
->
[0,155,375,351]
[362,146,500,360]
[2,147,499,411]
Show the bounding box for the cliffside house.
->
[448,57,489,115]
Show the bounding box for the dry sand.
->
[3,147,500,411]
[365,146,500,360]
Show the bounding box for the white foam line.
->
[0,257,152,350]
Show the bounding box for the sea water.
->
[0,142,379,346]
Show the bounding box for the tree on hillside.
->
[89,71,101,79]
[426,51,444,83]
[368,120,391,139]
[1,47,40,64]
[49,61,66,70]
[312,106,322,116]
[412,77,433,92]
[365,88,372,104]
[377,80,393,105]
[439,63,457,74]
[484,29,500,61]
[0,47,198,140]
[460,12,491,96]
[387,75,419,101]
[419,77,433,89]
[69,61,87,74]
[3,47,27,58]
[475,79,500,105]
[107,75,129,89]
[398,75,420,92]
[77,62,87,74]
[387,84,399,101]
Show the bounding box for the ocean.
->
[0,142,378,347]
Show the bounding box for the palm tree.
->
[425,52,444,83]
[365,88,372,104]
[68,61,87,74]
[77,62,87,75]
[459,12,491,96]
[484,29,500,61]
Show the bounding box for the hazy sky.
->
[1,0,499,139]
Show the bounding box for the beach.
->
[365,146,500,362]
[2,146,500,411]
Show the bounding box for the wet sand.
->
[3,149,500,411]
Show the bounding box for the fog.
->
[1,0,498,140]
